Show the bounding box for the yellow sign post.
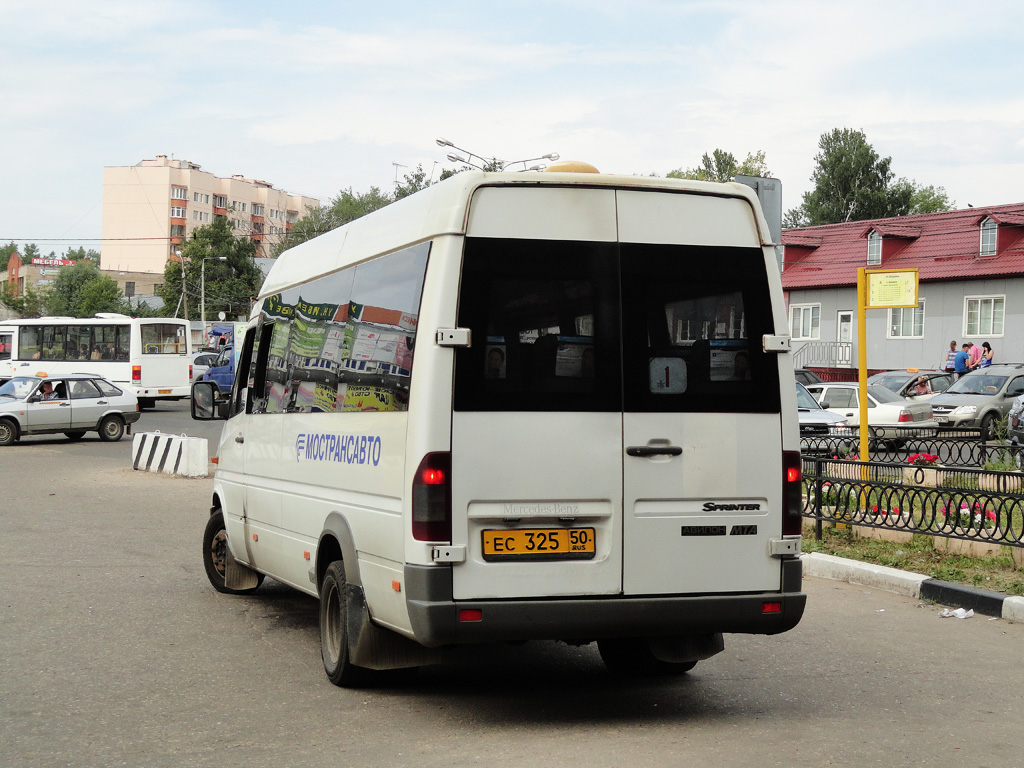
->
[856,268,919,463]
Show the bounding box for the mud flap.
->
[648,632,725,663]
[346,584,443,670]
[223,545,261,591]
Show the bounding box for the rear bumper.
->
[404,559,806,647]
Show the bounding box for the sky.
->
[3,0,1024,258]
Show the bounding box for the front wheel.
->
[64,431,87,441]
[202,510,264,595]
[98,415,125,442]
[320,560,374,687]
[597,638,698,676]
[979,413,997,441]
[0,419,17,446]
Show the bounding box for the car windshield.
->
[946,373,1008,395]
[0,376,41,398]
[872,374,909,391]
[795,383,821,409]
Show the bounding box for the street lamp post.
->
[200,256,228,325]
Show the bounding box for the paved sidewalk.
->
[802,552,1024,621]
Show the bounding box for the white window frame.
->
[790,303,820,340]
[867,230,882,265]
[887,299,925,339]
[964,295,1005,337]
[980,217,997,257]
[170,206,186,218]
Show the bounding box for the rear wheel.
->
[64,431,87,441]
[98,415,125,442]
[202,510,264,594]
[320,560,374,687]
[597,638,698,676]
[0,419,17,446]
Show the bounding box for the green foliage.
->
[784,128,951,227]
[0,242,17,271]
[667,149,772,183]
[393,164,433,201]
[270,186,395,256]
[159,217,263,320]
[1,282,48,317]
[22,243,41,260]
[46,260,123,317]
[62,246,102,263]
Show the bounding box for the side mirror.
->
[191,381,227,421]
[28,394,41,403]
[820,401,830,410]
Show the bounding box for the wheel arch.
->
[0,416,20,442]
[317,511,361,591]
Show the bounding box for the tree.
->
[159,217,263,320]
[271,186,394,256]
[1,283,47,317]
[394,164,434,200]
[785,128,936,227]
[46,260,123,316]
[667,149,772,183]
[22,243,40,261]
[890,180,955,215]
[0,242,17,271]
[63,246,101,263]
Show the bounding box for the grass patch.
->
[802,526,1024,596]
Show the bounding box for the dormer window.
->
[867,230,882,265]
[980,217,997,256]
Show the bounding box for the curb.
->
[802,552,1024,620]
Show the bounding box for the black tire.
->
[320,560,374,687]
[64,431,87,441]
[98,415,125,442]
[597,638,698,676]
[980,413,996,441]
[202,510,264,595]
[0,419,17,446]
[138,398,155,410]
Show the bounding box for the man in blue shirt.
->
[954,343,971,377]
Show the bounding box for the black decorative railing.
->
[801,456,1024,548]
[801,426,1024,468]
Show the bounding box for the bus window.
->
[142,323,187,354]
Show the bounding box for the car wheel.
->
[980,413,996,441]
[320,560,374,687]
[202,510,264,595]
[64,431,87,441]
[0,419,18,446]
[98,415,125,442]
[597,638,697,676]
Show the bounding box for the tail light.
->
[898,410,914,422]
[189,364,193,380]
[412,452,451,541]
[783,451,802,536]
[132,365,141,382]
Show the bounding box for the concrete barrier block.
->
[132,431,209,478]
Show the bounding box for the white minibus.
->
[193,167,805,686]
[0,315,192,406]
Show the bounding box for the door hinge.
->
[432,545,466,563]
[763,334,792,353]
[436,328,472,348]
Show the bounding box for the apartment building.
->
[101,155,320,273]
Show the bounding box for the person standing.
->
[979,342,994,368]
[954,343,971,378]
[968,341,983,370]
[942,340,958,373]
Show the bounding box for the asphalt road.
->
[3,404,1024,767]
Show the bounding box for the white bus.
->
[193,166,805,686]
[0,314,192,407]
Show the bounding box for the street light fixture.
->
[436,138,558,173]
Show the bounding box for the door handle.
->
[235,435,245,444]
[60,402,70,407]
[626,445,682,457]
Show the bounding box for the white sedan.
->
[805,382,937,438]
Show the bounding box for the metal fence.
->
[801,426,1024,468]
[802,455,1024,549]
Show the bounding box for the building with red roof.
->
[781,203,1024,379]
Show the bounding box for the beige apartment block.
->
[101,155,320,274]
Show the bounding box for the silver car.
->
[0,374,141,445]
[927,364,1024,438]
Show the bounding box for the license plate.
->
[935,416,948,423]
[158,389,172,394]
[482,528,596,561]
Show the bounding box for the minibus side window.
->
[620,244,780,414]
[257,242,429,414]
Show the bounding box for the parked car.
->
[0,373,141,445]
[794,368,824,386]
[191,351,219,382]
[796,382,849,446]
[867,369,955,402]
[195,344,235,395]
[928,364,1024,438]
[805,382,937,437]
